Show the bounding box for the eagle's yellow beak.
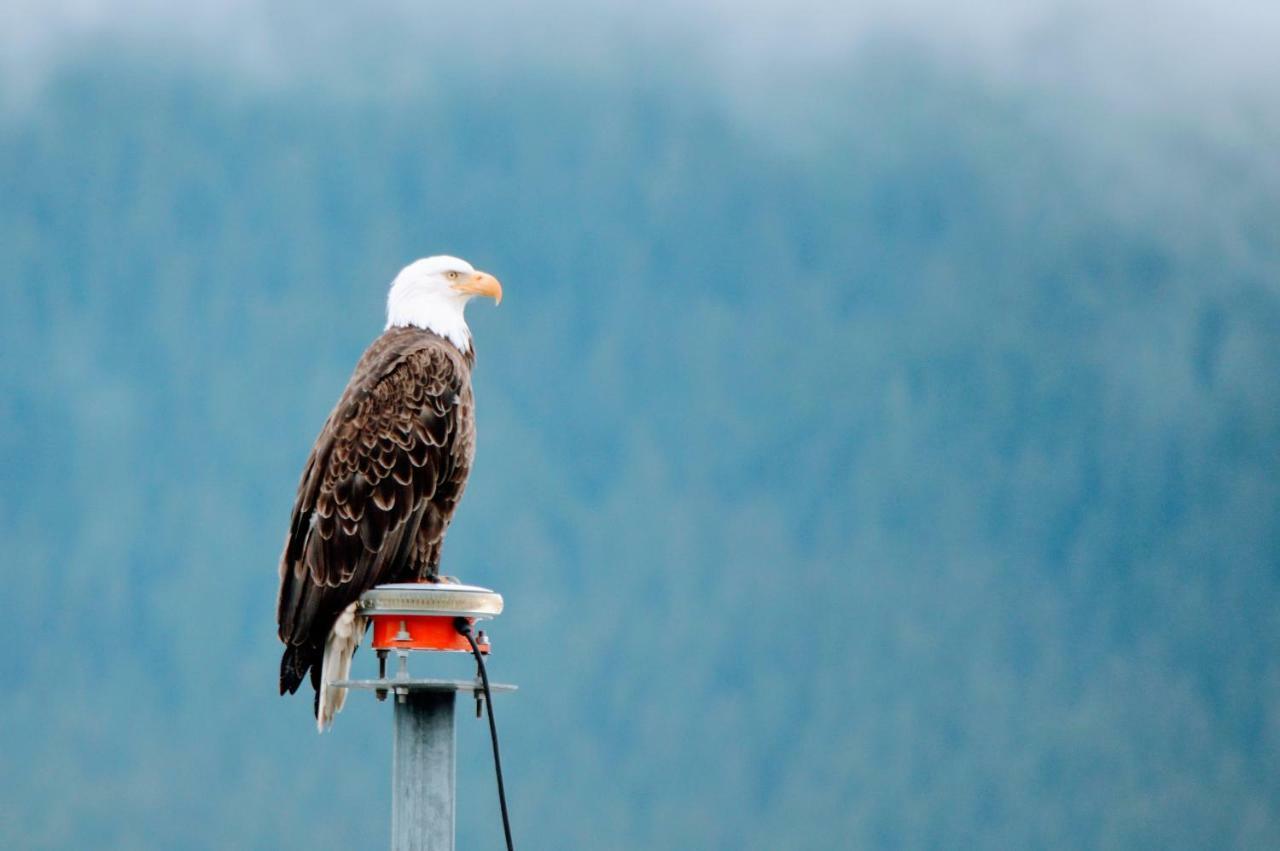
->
[453,271,503,305]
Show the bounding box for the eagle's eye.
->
[447,271,459,280]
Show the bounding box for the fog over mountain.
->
[1,3,1277,849]
[4,0,1278,106]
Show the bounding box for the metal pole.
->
[392,690,456,851]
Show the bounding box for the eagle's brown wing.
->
[276,326,476,702]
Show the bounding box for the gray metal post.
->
[392,690,456,851]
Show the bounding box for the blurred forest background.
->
[1,2,1278,848]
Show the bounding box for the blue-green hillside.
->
[1,40,1278,849]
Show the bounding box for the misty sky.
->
[3,0,1278,117]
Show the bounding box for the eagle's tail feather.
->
[316,602,365,733]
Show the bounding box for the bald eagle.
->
[276,256,502,730]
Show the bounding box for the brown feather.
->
[276,326,478,700]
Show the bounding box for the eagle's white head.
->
[385,255,503,352]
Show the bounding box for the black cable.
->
[455,617,515,851]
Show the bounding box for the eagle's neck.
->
[385,288,472,353]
